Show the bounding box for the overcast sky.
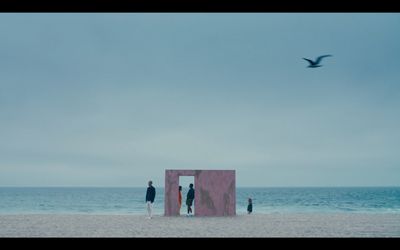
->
[1,13,399,187]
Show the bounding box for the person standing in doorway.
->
[145,180,156,219]
[178,186,182,214]
[186,183,195,217]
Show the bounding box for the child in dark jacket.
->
[247,198,253,214]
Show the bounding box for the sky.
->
[0,13,399,187]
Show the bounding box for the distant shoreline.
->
[1,211,400,215]
[1,186,400,188]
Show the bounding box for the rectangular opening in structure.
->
[179,176,195,216]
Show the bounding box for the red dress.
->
[178,191,182,208]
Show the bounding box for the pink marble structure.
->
[164,170,236,216]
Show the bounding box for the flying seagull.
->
[303,55,332,68]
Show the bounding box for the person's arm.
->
[145,188,149,202]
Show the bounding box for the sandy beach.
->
[1,213,399,237]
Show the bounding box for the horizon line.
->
[1,185,399,188]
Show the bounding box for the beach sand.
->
[1,213,399,237]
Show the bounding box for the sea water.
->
[1,187,399,215]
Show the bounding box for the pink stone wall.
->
[164,170,236,216]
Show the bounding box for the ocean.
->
[1,187,399,215]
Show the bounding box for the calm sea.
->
[1,187,399,215]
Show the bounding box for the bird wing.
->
[303,58,315,65]
[315,55,332,64]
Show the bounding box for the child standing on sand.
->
[247,198,252,214]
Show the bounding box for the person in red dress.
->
[178,186,182,214]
